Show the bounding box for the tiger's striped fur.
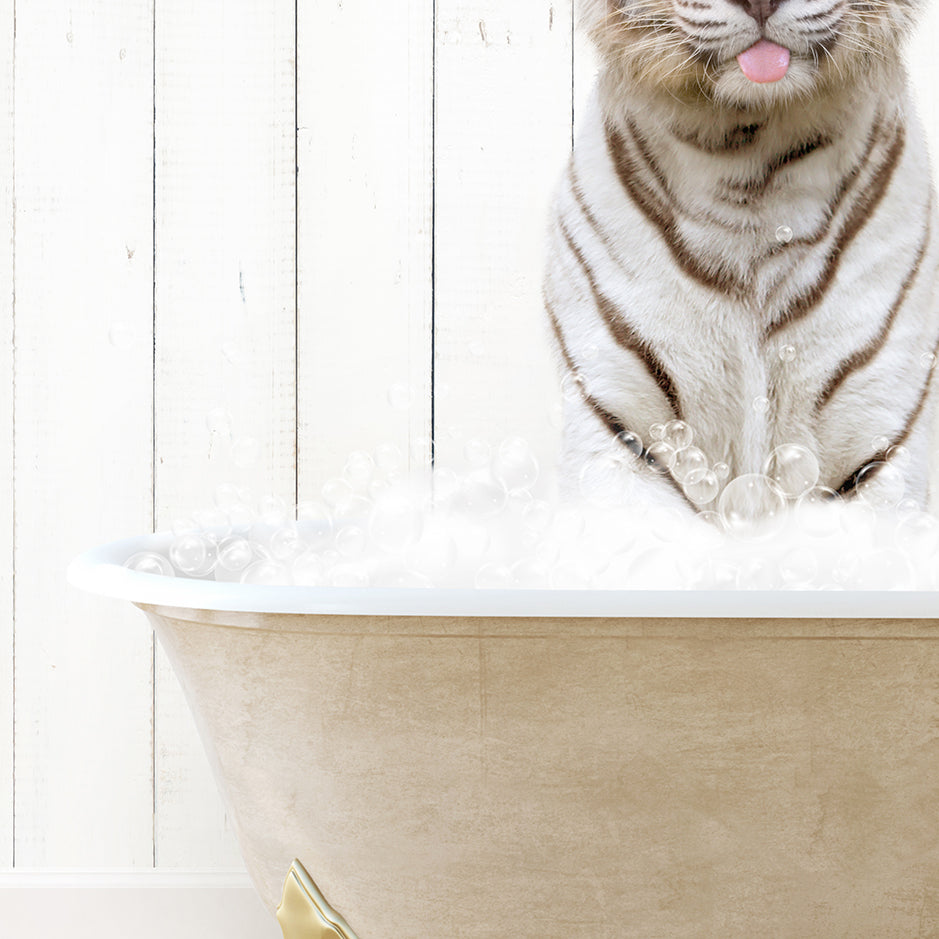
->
[546,0,939,513]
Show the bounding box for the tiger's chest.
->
[549,95,939,506]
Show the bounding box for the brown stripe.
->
[816,217,931,411]
[769,114,884,259]
[765,121,905,340]
[606,121,742,296]
[567,163,624,267]
[544,294,697,510]
[674,12,733,29]
[720,134,831,202]
[558,217,683,420]
[672,122,762,154]
[835,327,939,498]
[621,120,746,234]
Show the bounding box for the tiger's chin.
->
[708,56,823,110]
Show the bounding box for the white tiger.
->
[545,0,939,515]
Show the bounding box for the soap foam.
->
[124,436,939,591]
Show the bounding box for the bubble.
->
[615,430,643,455]
[374,443,404,476]
[214,483,247,511]
[712,461,731,481]
[241,560,290,586]
[192,507,231,540]
[549,562,592,589]
[322,477,355,510]
[620,546,684,590]
[432,467,461,505]
[871,434,891,452]
[227,501,256,530]
[408,520,458,580]
[475,563,513,589]
[645,441,676,474]
[216,536,254,572]
[369,491,424,552]
[296,500,333,548]
[374,569,434,589]
[673,446,708,483]
[718,474,787,541]
[330,565,369,588]
[852,548,915,590]
[683,468,719,505]
[778,344,797,363]
[336,525,367,558]
[232,436,260,468]
[464,438,491,468]
[551,504,587,542]
[169,532,216,576]
[663,420,693,451]
[582,343,600,362]
[258,494,290,527]
[736,557,779,590]
[855,461,905,510]
[522,498,553,536]
[885,444,911,470]
[456,475,508,518]
[775,225,794,244]
[124,551,174,577]
[410,435,433,464]
[292,551,325,586]
[895,511,939,557]
[920,351,936,371]
[795,486,841,537]
[779,547,818,586]
[492,437,539,492]
[763,444,820,498]
[387,381,411,411]
[205,408,232,437]
[270,525,304,561]
[560,371,586,403]
[510,559,549,588]
[343,451,375,491]
[752,396,770,415]
[648,422,666,441]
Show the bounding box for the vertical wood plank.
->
[296,0,434,494]
[13,1,155,867]
[0,0,13,871]
[907,6,939,172]
[573,0,599,137]
[433,0,572,482]
[154,0,296,868]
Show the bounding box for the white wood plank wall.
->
[0,3,937,935]
[0,0,13,874]
[13,1,155,867]
[153,0,296,871]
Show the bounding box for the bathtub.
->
[69,532,939,938]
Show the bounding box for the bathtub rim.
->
[67,531,939,619]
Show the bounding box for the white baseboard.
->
[0,871,282,939]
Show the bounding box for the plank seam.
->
[9,0,15,872]
[151,0,158,871]
[430,0,437,468]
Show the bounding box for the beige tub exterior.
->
[139,603,939,938]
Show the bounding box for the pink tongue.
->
[737,40,790,83]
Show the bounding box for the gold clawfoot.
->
[276,859,360,939]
